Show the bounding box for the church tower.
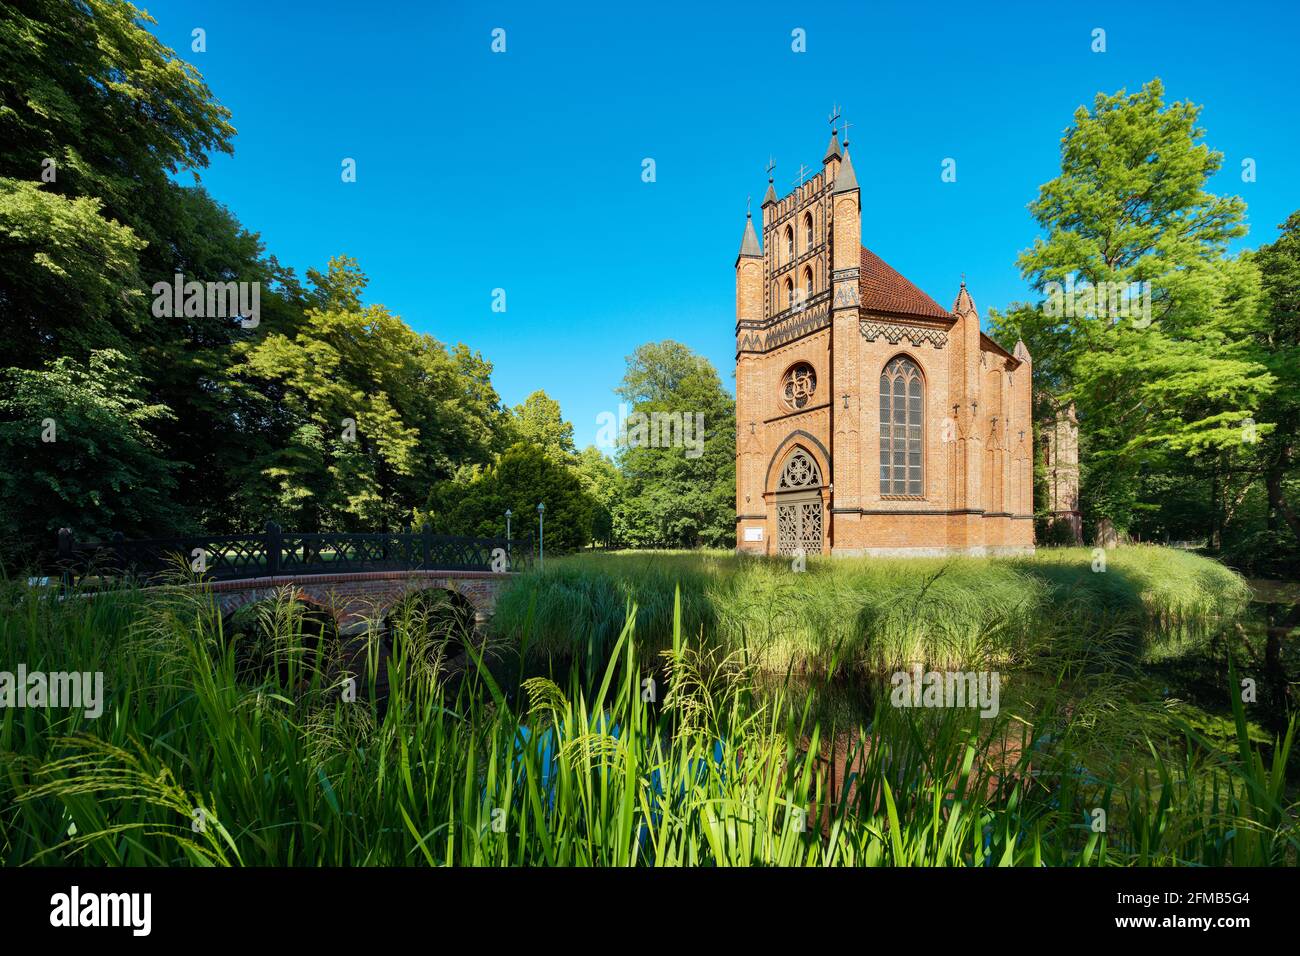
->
[735,208,764,532]
[734,117,1035,557]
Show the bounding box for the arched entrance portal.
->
[774,448,824,556]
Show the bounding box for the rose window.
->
[782,363,817,410]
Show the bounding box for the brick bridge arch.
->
[205,570,511,635]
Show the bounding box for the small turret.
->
[952,279,976,316]
[823,129,842,164]
[832,148,858,194]
[737,211,762,260]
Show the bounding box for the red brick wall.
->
[209,571,509,631]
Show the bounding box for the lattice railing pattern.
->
[53,524,529,582]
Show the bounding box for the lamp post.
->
[505,508,512,542]
[537,502,545,569]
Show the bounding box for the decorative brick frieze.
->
[859,320,949,349]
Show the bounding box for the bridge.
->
[204,568,510,634]
[53,523,530,633]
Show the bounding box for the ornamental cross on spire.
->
[828,103,842,128]
[792,162,812,187]
[840,119,853,147]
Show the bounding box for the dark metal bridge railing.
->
[54,522,532,583]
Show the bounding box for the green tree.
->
[511,390,577,462]
[0,351,179,563]
[0,180,146,365]
[0,0,521,556]
[138,190,308,533]
[0,0,295,540]
[0,0,235,258]
[424,443,595,553]
[233,257,504,530]
[613,341,735,548]
[1241,211,1300,571]
[997,79,1272,536]
[574,445,622,547]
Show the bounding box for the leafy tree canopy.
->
[992,79,1275,537]
[613,341,735,548]
[422,442,595,554]
[0,350,180,558]
[511,390,577,462]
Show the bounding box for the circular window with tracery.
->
[778,449,822,489]
[781,363,817,410]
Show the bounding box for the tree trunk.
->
[1209,467,1221,549]
[1263,601,1298,731]
[1265,465,1300,542]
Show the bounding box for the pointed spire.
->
[738,211,762,258]
[762,156,777,206]
[952,277,976,315]
[1014,338,1032,364]
[832,148,858,194]
[823,128,842,164]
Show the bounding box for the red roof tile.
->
[859,246,951,320]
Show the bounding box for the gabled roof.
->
[981,332,1018,363]
[859,247,951,320]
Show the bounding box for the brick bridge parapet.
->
[202,570,513,634]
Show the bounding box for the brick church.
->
[734,124,1035,557]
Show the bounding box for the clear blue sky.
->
[142,0,1299,448]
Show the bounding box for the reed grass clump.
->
[492,546,1250,679]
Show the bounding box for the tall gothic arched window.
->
[784,277,794,310]
[880,357,924,496]
[785,226,794,263]
[803,213,814,250]
[802,266,814,300]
